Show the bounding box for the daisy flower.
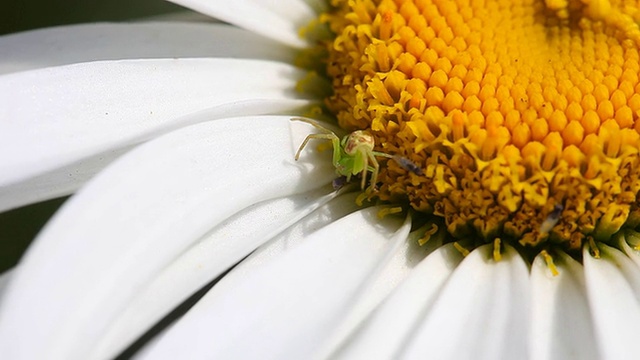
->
[2,0,640,359]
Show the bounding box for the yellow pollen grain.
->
[323,0,640,253]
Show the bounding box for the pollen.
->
[321,0,640,257]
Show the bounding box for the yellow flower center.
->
[318,0,640,256]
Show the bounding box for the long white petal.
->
[529,251,598,360]
[131,190,363,359]
[315,222,449,359]
[216,192,364,279]
[401,245,530,359]
[333,243,463,360]
[0,22,296,75]
[167,0,316,48]
[92,186,340,359]
[584,243,640,360]
[137,207,409,359]
[0,116,335,360]
[0,58,315,211]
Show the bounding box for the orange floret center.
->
[322,0,640,254]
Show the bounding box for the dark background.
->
[0,0,184,35]
[0,0,189,272]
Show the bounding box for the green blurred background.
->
[0,0,188,272]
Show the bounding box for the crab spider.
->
[292,118,392,191]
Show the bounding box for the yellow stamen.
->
[377,206,403,219]
[355,192,369,206]
[493,238,502,262]
[588,236,601,258]
[453,242,470,257]
[417,221,439,246]
[540,250,560,276]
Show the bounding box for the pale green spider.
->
[292,118,395,192]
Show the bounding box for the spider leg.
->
[360,148,369,190]
[291,117,334,133]
[294,133,340,163]
[372,151,393,159]
[291,118,342,166]
[367,150,380,192]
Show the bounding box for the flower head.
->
[320,0,640,259]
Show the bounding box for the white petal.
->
[615,230,640,268]
[584,243,640,360]
[137,207,409,360]
[92,186,339,360]
[0,22,296,75]
[167,0,316,48]
[400,245,530,359]
[0,58,314,211]
[133,191,362,360]
[218,192,364,278]
[140,10,218,23]
[0,267,13,300]
[529,251,598,360]
[0,115,335,360]
[315,222,449,358]
[333,243,463,360]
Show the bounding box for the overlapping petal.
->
[0,116,335,360]
[400,245,530,359]
[0,58,316,211]
[0,22,296,75]
[313,223,449,358]
[92,187,344,359]
[332,243,463,359]
[584,244,640,360]
[137,207,410,359]
[529,252,598,360]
